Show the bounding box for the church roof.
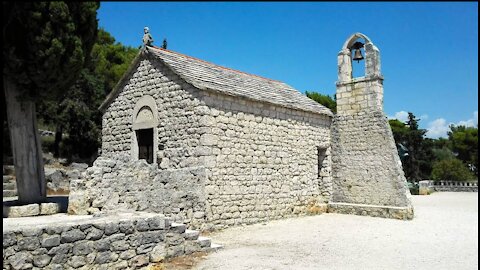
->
[101,46,332,117]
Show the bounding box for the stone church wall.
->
[197,91,333,229]
[70,55,334,230]
[101,56,208,170]
[71,57,211,229]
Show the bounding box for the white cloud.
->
[425,111,478,139]
[388,111,409,122]
[426,118,450,139]
[419,114,429,121]
[457,111,478,127]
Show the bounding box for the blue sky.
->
[98,2,478,138]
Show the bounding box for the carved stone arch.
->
[131,95,158,164]
[342,32,373,50]
[132,95,158,130]
[338,32,381,82]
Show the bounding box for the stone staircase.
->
[3,165,17,198]
[170,222,223,256]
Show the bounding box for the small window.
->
[136,128,153,164]
[317,147,327,178]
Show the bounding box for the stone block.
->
[8,251,33,270]
[17,237,40,251]
[129,255,149,268]
[61,229,86,243]
[40,203,60,215]
[8,204,40,218]
[149,244,166,262]
[41,235,61,248]
[95,251,119,264]
[3,232,17,247]
[68,256,87,268]
[86,226,104,240]
[72,241,94,255]
[33,254,51,268]
[119,249,136,260]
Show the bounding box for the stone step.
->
[3,165,15,175]
[3,190,17,197]
[3,175,14,183]
[185,229,200,240]
[170,222,186,233]
[207,243,224,252]
[3,182,16,190]
[196,236,211,248]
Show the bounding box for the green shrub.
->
[431,158,477,181]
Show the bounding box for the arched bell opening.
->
[337,32,381,83]
[350,38,367,79]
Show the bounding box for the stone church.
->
[69,32,413,230]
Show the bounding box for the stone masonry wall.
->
[87,53,333,230]
[197,90,333,229]
[101,55,207,170]
[331,79,411,208]
[68,156,207,230]
[2,212,212,270]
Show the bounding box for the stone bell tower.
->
[328,33,413,219]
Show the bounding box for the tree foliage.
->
[448,125,478,175]
[390,113,478,182]
[431,159,476,181]
[389,113,433,181]
[3,2,99,100]
[305,91,336,113]
[91,29,139,97]
[37,28,139,162]
[3,2,99,203]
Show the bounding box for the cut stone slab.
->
[171,223,186,233]
[3,190,17,197]
[40,203,60,215]
[7,204,40,218]
[185,229,200,240]
[3,182,16,190]
[208,243,224,252]
[196,236,211,248]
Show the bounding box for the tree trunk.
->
[54,125,63,158]
[4,77,46,204]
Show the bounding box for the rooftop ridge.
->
[149,45,284,84]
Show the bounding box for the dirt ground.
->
[191,192,478,270]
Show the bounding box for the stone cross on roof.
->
[143,26,154,46]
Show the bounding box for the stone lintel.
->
[327,202,414,220]
[336,75,384,87]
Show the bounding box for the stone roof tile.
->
[147,46,333,116]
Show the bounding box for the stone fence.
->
[3,212,218,270]
[432,180,478,192]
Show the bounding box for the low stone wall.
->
[327,202,414,220]
[2,212,215,270]
[432,181,478,192]
[418,180,434,195]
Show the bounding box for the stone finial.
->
[143,26,154,46]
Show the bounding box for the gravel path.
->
[195,192,478,270]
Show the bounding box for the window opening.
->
[317,147,327,178]
[136,128,153,164]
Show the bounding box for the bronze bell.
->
[353,48,364,63]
